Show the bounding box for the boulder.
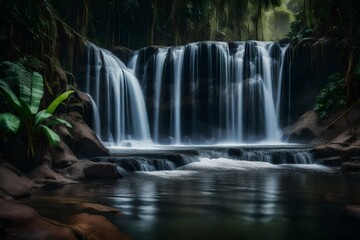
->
[57,160,119,180]
[27,163,76,185]
[282,111,322,143]
[0,161,34,199]
[0,200,77,240]
[57,112,109,159]
[68,213,131,240]
[43,141,78,169]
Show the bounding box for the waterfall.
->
[80,41,290,146]
[152,49,168,143]
[80,43,151,146]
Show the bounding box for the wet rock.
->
[76,203,122,214]
[314,144,360,163]
[0,200,77,240]
[313,144,342,159]
[113,46,133,63]
[68,213,131,240]
[316,156,342,166]
[58,160,119,180]
[0,161,34,199]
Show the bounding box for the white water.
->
[152,49,168,143]
[172,48,185,144]
[81,41,290,147]
[83,43,151,146]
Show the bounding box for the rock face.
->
[284,103,360,166]
[0,161,34,199]
[289,37,341,124]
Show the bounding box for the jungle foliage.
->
[0,61,74,164]
[51,0,293,49]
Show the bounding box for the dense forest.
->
[1,0,359,96]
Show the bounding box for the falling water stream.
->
[81,41,291,147]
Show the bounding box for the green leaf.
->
[0,61,27,87]
[47,118,72,128]
[0,81,20,111]
[18,98,32,124]
[46,90,74,114]
[0,113,20,133]
[0,61,44,114]
[40,125,60,146]
[34,109,52,128]
[29,71,44,114]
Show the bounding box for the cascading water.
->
[79,43,151,146]
[128,41,290,145]
[79,41,292,147]
[78,41,315,165]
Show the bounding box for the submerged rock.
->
[0,200,77,240]
[76,202,122,214]
[68,213,131,240]
[0,200,130,240]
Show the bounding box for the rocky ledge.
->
[283,102,360,171]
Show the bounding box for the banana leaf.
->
[0,113,20,133]
[46,90,74,114]
[40,125,60,146]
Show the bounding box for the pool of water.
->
[25,158,360,240]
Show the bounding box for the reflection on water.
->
[25,159,360,240]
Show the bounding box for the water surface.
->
[26,159,360,240]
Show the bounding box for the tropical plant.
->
[314,73,346,119]
[287,12,313,41]
[0,61,74,161]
